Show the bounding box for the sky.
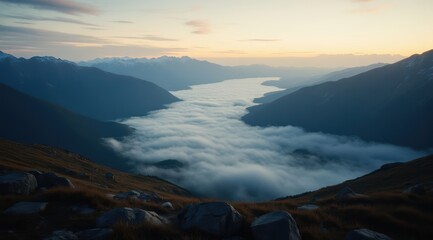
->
[0,0,432,67]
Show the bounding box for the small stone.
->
[75,228,113,240]
[161,202,173,209]
[297,204,319,210]
[104,172,115,181]
[404,184,426,195]
[344,228,392,240]
[96,207,165,227]
[44,230,77,240]
[4,201,48,215]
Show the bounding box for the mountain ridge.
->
[243,49,433,150]
[80,56,331,91]
[0,51,179,121]
[0,82,134,170]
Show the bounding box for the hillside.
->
[1,140,432,240]
[0,52,179,121]
[80,56,329,91]
[0,83,132,170]
[284,154,433,200]
[243,49,433,150]
[256,63,387,104]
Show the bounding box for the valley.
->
[0,1,432,238]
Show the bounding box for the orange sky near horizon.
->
[0,0,432,67]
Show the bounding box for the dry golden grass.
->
[1,140,433,240]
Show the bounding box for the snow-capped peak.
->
[0,51,17,61]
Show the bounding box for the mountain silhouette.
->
[0,51,179,121]
[80,56,328,91]
[243,50,433,150]
[0,82,133,170]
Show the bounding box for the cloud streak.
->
[106,78,426,201]
[114,35,179,42]
[0,24,188,59]
[113,20,134,24]
[185,20,211,34]
[240,39,281,42]
[1,13,99,26]
[0,0,99,15]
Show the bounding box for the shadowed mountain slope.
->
[243,50,433,150]
[0,51,179,121]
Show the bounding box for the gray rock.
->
[71,205,96,215]
[0,172,38,195]
[35,173,74,189]
[138,192,162,202]
[113,190,162,202]
[104,172,114,181]
[335,187,364,200]
[251,211,301,240]
[4,201,48,215]
[297,204,319,210]
[28,169,43,177]
[404,184,426,195]
[44,230,78,240]
[344,228,392,240]
[96,207,165,227]
[75,228,113,240]
[179,202,243,237]
[113,190,141,200]
[161,201,173,209]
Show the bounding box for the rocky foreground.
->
[1,141,433,240]
[1,169,401,240]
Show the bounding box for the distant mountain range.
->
[243,49,433,150]
[256,63,387,103]
[80,56,330,91]
[0,51,179,121]
[0,83,132,170]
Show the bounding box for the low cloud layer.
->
[107,78,425,201]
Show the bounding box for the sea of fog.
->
[106,78,425,201]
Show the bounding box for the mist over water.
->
[107,78,425,201]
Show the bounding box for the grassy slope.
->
[1,140,432,240]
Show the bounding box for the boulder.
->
[297,204,319,211]
[0,172,38,195]
[44,230,78,240]
[161,202,173,209]
[4,201,48,215]
[104,172,115,181]
[179,202,243,237]
[96,207,165,227]
[75,228,113,240]
[335,187,364,200]
[35,173,74,189]
[404,184,426,195]
[251,211,301,240]
[344,228,392,240]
